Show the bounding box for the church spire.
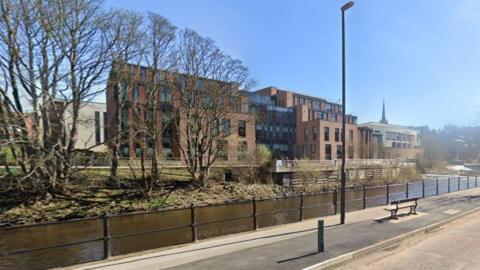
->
[380,99,388,124]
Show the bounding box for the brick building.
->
[251,86,361,160]
[106,65,255,163]
[106,64,375,163]
[246,92,296,158]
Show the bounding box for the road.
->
[335,210,480,270]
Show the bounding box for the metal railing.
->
[274,159,415,172]
[1,175,478,268]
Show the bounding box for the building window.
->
[135,142,142,158]
[332,114,337,122]
[325,103,332,112]
[348,145,354,159]
[103,112,108,143]
[95,111,101,145]
[120,143,129,157]
[133,84,140,102]
[311,144,316,158]
[213,119,220,136]
[160,89,171,102]
[223,119,231,135]
[349,130,353,142]
[238,120,246,137]
[238,141,247,160]
[218,140,228,160]
[336,145,343,159]
[325,144,332,160]
[304,127,308,141]
[313,127,317,141]
[335,128,340,142]
[324,127,330,141]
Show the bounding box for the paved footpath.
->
[70,188,480,270]
[336,207,480,270]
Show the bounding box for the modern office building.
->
[246,92,296,158]
[72,101,108,152]
[105,65,379,162]
[359,101,423,159]
[252,86,360,160]
[54,100,108,153]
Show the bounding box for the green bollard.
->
[318,220,324,253]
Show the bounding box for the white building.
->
[359,100,423,159]
[62,101,108,152]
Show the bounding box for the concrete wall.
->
[273,159,418,188]
[64,102,107,152]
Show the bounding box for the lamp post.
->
[340,1,354,225]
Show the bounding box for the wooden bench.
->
[384,198,418,219]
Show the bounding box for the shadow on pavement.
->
[276,251,319,264]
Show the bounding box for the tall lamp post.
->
[340,1,354,225]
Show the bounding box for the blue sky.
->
[104,0,480,128]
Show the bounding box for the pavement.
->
[69,187,480,270]
[335,207,480,270]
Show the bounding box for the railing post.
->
[458,176,461,191]
[448,177,451,193]
[333,189,338,215]
[363,185,366,209]
[102,213,111,260]
[299,192,304,222]
[476,176,478,188]
[422,180,425,198]
[191,203,198,242]
[436,178,439,195]
[467,176,470,189]
[386,183,390,204]
[252,197,258,230]
[406,182,409,198]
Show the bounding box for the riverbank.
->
[0,180,297,227]
[0,166,424,227]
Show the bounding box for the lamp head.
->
[341,1,354,11]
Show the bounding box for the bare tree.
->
[0,0,120,194]
[128,13,176,196]
[102,9,145,179]
[103,11,176,196]
[171,29,254,187]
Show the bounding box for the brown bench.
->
[384,198,418,219]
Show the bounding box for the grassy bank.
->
[0,168,292,226]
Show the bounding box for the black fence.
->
[0,175,478,270]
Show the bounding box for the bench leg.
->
[390,210,398,220]
[411,205,417,215]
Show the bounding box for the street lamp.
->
[340,1,354,225]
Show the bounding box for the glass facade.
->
[248,92,296,158]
